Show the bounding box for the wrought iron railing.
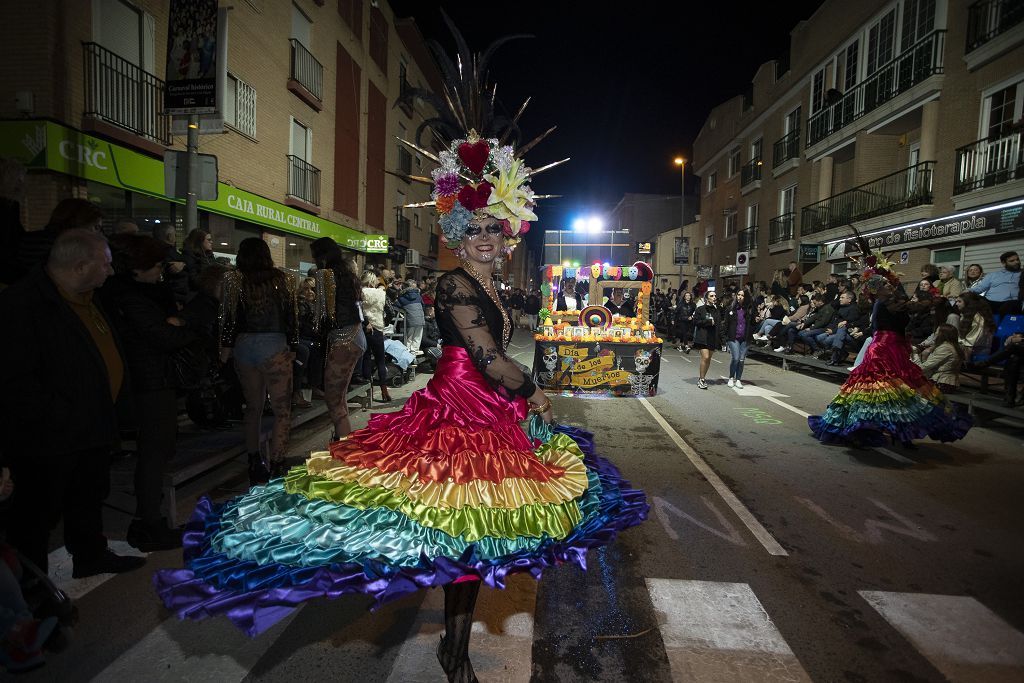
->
[395,213,411,242]
[954,132,1023,194]
[287,155,321,206]
[738,226,759,252]
[83,42,171,145]
[966,0,1024,52]
[773,130,800,168]
[807,30,945,146]
[289,38,323,100]
[800,161,934,235]
[769,213,796,244]
[740,158,763,186]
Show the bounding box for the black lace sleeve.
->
[436,271,537,399]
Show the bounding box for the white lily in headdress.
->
[484,157,537,235]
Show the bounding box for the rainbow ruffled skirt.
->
[155,346,648,636]
[808,331,972,445]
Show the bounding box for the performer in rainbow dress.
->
[154,21,647,683]
[808,243,973,447]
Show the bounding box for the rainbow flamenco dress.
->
[154,270,648,636]
[808,309,973,446]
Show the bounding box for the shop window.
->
[931,246,963,277]
[285,234,315,276]
[132,192,176,238]
[86,181,129,232]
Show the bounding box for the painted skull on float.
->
[634,349,652,374]
[542,347,559,371]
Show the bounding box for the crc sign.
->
[58,140,108,171]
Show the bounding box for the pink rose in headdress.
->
[519,221,530,235]
[500,219,514,236]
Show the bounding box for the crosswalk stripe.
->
[92,607,302,682]
[860,591,1024,682]
[47,541,148,601]
[386,574,536,683]
[646,578,812,682]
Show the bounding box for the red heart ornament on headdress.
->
[457,140,490,176]
[457,181,493,212]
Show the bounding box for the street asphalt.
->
[20,329,1024,682]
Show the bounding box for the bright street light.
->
[587,217,603,233]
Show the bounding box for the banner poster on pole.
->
[165,0,219,114]
[673,236,690,265]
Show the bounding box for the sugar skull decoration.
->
[591,264,602,279]
[627,266,639,280]
[634,349,653,374]
[542,346,559,371]
[602,265,613,280]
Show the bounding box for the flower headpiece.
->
[393,11,566,255]
[843,224,903,298]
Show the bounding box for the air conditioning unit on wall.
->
[405,249,421,266]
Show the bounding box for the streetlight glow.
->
[587,217,603,233]
[674,157,685,166]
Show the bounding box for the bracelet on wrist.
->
[529,397,552,414]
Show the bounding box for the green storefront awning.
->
[0,119,388,253]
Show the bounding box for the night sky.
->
[388,1,825,246]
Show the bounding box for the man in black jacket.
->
[0,229,145,577]
[791,294,835,353]
[814,291,861,364]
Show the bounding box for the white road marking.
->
[387,575,535,683]
[794,497,937,545]
[764,396,810,418]
[92,607,301,681]
[872,447,916,464]
[860,591,1024,682]
[639,397,788,556]
[653,495,748,547]
[647,578,811,682]
[48,541,148,601]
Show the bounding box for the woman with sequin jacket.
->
[218,237,298,483]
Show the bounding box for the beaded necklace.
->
[459,258,511,346]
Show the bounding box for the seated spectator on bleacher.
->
[976,332,1023,407]
[769,295,811,350]
[752,295,788,341]
[916,324,963,394]
[784,294,834,354]
[961,263,984,291]
[814,291,860,365]
[969,250,1021,315]
[936,266,963,300]
[906,291,936,345]
[914,278,939,299]
[913,298,960,361]
[956,292,996,362]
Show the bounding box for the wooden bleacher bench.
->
[747,344,852,377]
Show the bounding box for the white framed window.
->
[725,212,738,237]
[750,138,763,161]
[784,107,801,135]
[900,0,936,49]
[746,203,759,229]
[779,184,797,215]
[727,148,741,177]
[704,233,714,246]
[840,40,859,90]
[290,117,311,162]
[707,171,718,193]
[810,67,828,114]
[980,76,1024,138]
[931,246,963,277]
[414,212,421,230]
[866,7,897,75]
[225,73,257,139]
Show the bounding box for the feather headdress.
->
[843,223,903,296]
[393,11,567,253]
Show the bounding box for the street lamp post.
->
[674,157,686,290]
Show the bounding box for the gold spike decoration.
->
[395,137,440,164]
[516,125,555,158]
[529,158,571,176]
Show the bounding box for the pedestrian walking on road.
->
[692,291,721,389]
[723,289,754,388]
[673,291,696,352]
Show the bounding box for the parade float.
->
[532,262,663,397]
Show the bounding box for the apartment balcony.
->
[954,129,1019,200]
[800,161,934,237]
[965,0,1024,70]
[740,158,763,194]
[286,155,321,212]
[397,146,413,179]
[806,30,945,155]
[288,38,323,110]
[738,226,759,256]
[772,130,800,177]
[82,42,171,150]
[768,213,797,254]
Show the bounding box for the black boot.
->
[248,452,270,486]
[827,349,842,366]
[126,517,183,552]
[437,582,480,683]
